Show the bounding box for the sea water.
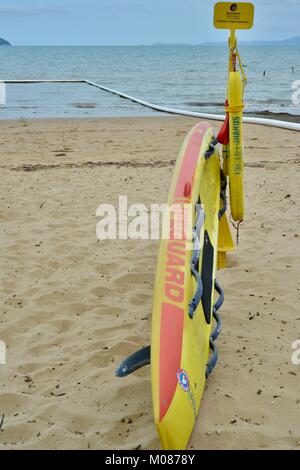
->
[0,45,299,119]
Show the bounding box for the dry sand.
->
[0,116,299,450]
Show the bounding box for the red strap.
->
[217,101,230,145]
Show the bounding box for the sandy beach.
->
[0,115,299,450]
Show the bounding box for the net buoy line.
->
[3,79,300,132]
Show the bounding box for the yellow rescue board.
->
[151,122,221,450]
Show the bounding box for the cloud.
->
[0,3,68,16]
[256,0,299,4]
[180,0,299,5]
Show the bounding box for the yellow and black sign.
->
[214,2,254,30]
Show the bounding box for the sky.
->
[0,0,299,46]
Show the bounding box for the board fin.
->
[115,345,150,377]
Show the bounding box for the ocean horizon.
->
[1,45,300,119]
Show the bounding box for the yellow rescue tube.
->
[228,71,244,222]
[151,122,221,450]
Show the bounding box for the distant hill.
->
[150,37,300,47]
[0,38,11,46]
[277,36,300,45]
[152,42,191,47]
[239,36,300,46]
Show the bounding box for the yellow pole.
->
[229,29,236,48]
[228,29,236,72]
